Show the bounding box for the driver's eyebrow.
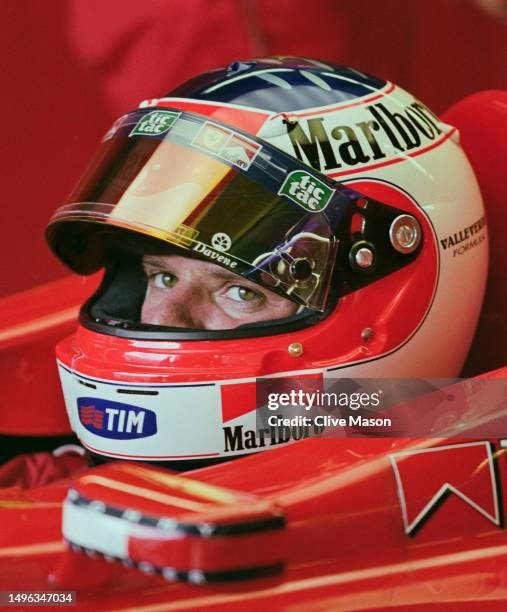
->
[201,268,262,287]
[143,257,172,270]
[205,269,252,282]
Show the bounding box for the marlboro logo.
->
[283,98,445,174]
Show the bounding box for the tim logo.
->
[77,397,157,440]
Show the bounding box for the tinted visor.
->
[47,108,420,312]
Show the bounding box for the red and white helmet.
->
[47,58,488,467]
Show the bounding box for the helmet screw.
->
[289,258,313,281]
[288,342,303,357]
[354,247,375,269]
[389,215,422,254]
[361,327,373,341]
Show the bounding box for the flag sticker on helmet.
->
[172,224,200,247]
[278,170,334,212]
[192,122,231,152]
[129,110,180,137]
[192,121,262,170]
[221,133,262,169]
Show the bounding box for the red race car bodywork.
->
[0,91,506,610]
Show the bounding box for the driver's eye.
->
[225,285,262,302]
[152,272,177,289]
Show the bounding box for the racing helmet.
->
[46,58,488,467]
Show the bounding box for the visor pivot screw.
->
[361,327,373,341]
[353,246,375,270]
[390,215,422,254]
[288,342,304,357]
[290,258,313,281]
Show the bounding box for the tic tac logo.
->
[129,110,180,137]
[77,397,157,440]
[278,170,334,212]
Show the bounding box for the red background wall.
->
[1,0,506,298]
